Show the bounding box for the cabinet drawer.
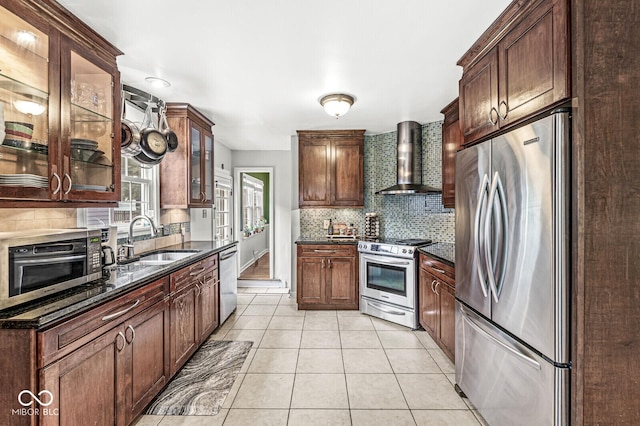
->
[297,244,356,258]
[171,254,217,292]
[38,277,167,367]
[419,254,455,287]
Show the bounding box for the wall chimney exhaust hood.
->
[375,121,441,195]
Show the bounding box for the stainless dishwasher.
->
[219,245,238,324]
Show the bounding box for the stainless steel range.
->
[358,238,431,329]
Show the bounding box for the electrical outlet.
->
[323,219,330,229]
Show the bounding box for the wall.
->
[299,121,455,243]
[214,140,232,173]
[232,150,292,287]
[0,208,77,232]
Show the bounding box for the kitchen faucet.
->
[122,215,158,259]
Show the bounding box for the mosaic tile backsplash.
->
[299,121,455,243]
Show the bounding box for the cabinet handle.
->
[327,259,332,269]
[322,259,325,268]
[489,107,499,125]
[431,279,437,293]
[190,267,206,276]
[195,283,201,297]
[62,173,72,194]
[313,250,336,253]
[102,299,140,321]
[125,325,135,344]
[432,267,446,274]
[51,173,62,195]
[434,282,440,296]
[498,100,509,119]
[116,332,126,352]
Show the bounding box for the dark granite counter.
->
[419,242,455,267]
[0,240,237,329]
[296,237,358,245]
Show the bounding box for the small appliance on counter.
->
[0,228,103,310]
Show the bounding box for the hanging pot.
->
[120,100,141,157]
[133,149,162,167]
[139,103,167,160]
[159,106,179,152]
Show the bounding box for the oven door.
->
[11,254,87,297]
[359,253,416,309]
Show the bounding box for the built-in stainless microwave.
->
[0,229,102,310]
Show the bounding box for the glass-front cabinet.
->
[0,0,121,204]
[161,103,215,208]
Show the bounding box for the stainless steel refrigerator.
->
[455,110,570,425]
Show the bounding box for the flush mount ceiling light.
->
[319,93,356,118]
[145,76,171,88]
[13,99,45,116]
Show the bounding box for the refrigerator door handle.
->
[460,305,541,371]
[474,174,490,298]
[484,172,500,303]
[494,172,509,297]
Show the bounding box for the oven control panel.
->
[358,242,416,258]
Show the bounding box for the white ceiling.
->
[57,0,510,151]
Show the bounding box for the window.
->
[241,174,264,235]
[215,175,233,244]
[80,157,159,233]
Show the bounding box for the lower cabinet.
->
[419,253,456,363]
[40,292,170,426]
[170,254,220,375]
[296,244,358,310]
[0,252,223,426]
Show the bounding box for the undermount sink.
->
[138,251,198,262]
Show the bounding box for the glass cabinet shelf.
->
[70,103,113,123]
[0,72,48,100]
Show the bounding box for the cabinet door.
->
[439,283,456,363]
[60,36,120,202]
[331,139,364,207]
[497,0,569,127]
[441,99,462,209]
[40,326,126,426]
[419,268,439,339]
[298,139,330,207]
[297,256,325,305]
[189,124,203,205]
[0,4,53,201]
[198,269,219,342]
[459,48,499,144]
[326,256,357,306]
[201,131,214,205]
[125,299,170,423]
[170,284,198,375]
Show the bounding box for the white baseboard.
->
[237,279,285,288]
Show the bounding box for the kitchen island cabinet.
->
[161,103,215,208]
[296,243,358,310]
[418,252,455,363]
[458,0,569,145]
[0,0,122,206]
[297,130,365,208]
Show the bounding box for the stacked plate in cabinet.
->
[0,174,48,188]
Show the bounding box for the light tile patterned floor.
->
[133,289,487,426]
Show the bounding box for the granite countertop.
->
[419,242,455,267]
[0,240,237,329]
[296,237,358,245]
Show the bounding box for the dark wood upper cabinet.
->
[161,103,215,208]
[440,98,462,209]
[298,130,365,208]
[458,0,569,145]
[0,0,122,206]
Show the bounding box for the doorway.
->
[234,167,274,283]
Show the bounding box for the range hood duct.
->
[375,121,442,195]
